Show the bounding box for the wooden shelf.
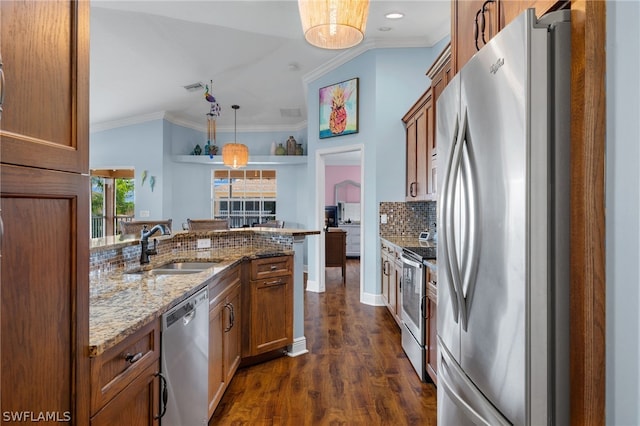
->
[173,155,308,166]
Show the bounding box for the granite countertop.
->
[380,235,436,249]
[89,247,292,357]
[380,235,437,269]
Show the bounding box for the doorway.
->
[315,145,364,296]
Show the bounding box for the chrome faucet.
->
[140,224,169,264]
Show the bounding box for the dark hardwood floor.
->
[210,259,437,425]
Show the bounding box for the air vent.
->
[280,108,302,118]
[183,82,204,92]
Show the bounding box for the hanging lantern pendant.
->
[222,105,249,169]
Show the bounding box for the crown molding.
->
[92,111,308,134]
[302,36,432,86]
[164,112,308,133]
[90,111,166,133]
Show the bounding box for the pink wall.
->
[325,165,361,205]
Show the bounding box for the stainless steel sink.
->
[155,261,219,270]
[128,261,220,275]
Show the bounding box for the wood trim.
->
[90,169,135,179]
[570,1,606,425]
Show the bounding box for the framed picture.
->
[319,77,359,139]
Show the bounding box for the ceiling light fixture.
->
[204,80,221,157]
[385,12,404,19]
[298,0,370,50]
[222,105,249,169]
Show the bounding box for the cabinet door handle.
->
[410,182,418,197]
[270,265,277,271]
[224,303,233,332]
[154,372,168,420]
[265,279,283,286]
[124,352,143,364]
[0,53,4,120]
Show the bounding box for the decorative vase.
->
[295,143,303,156]
[286,136,296,155]
[275,143,286,155]
[208,144,218,157]
[270,141,277,155]
[193,144,202,155]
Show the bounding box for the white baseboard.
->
[360,291,386,306]
[287,337,308,357]
[305,279,322,293]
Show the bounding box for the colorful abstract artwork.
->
[319,78,359,139]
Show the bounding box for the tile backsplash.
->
[379,201,437,237]
[90,231,294,274]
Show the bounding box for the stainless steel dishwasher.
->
[161,288,209,426]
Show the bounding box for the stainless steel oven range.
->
[400,245,435,382]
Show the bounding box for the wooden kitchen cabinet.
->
[90,319,161,425]
[0,1,91,421]
[403,89,435,201]
[242,255,293,359]
[0,0,89,174]
[91,363,160,426]
[380,241,392,308]
[380,239,402,327]
[452,0,565,73]
[208,264,242,417]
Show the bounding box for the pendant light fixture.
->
[222,105,249,169]
[297,0,370,50]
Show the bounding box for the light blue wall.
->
[606,0,640,424]
[304,40,449,299]
[92,120,308,229]
[90,120,166,220]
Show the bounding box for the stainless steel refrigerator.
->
[436,9,571,425]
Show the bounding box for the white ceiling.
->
[90,1,451,134]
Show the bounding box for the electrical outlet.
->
[197,239,211,249]
[380,214,388,224]
[139,210,150,218]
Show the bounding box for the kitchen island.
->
[89,227,319,356]
[88,227,318,422]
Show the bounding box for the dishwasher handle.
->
[154,371,168,419]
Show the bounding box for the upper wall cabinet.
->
[403,89,434,202]
[452,0,565,73]
[402,43,452,203]
[0,1,89,174]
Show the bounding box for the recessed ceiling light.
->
[385,12,404,20]
[378,27,392,32]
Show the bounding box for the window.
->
[212,169,276,228]
[91,169,135,238]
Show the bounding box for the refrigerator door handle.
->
[440,114,461,323]
[438,337,512,426]
[459,111,481,332]
[447,111,469,328]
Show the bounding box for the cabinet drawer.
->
[250,255,292,280]
[90,319,160,415]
